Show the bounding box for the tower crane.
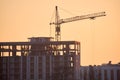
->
[50,6,106,41]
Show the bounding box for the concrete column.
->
[101,69,104,80]
[50,55,52,80]
[8,45,10,57]
[82,70,84,80]
[7,57,10,80]
[86,69,89,80]
[66,44,69,54]
[107,68,111,80]
[37,56,39,80]
[12,45,16,56]
[34,56,36,80]
[20,57,23,80]
[42,55,46,80]
[114,69,117,80]
[13,57,14,80]
[34,56,38,80]
[27,56,30,80]
[0,45,1,57]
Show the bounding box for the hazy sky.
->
[0,0,120,65]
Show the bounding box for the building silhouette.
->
[0,37,120,80]
[80,62,120,80]
[0,37,80,80]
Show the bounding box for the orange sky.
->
[0,0,120,66]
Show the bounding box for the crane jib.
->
[59,12,106,24]
[50,6,106,41]
[50,12,106,25]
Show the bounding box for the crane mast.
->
[55,6,61,41]
[50,6,106,41]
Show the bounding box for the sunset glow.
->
[0,0,120,65]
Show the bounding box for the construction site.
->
[1,6,120,80]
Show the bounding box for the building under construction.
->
[0,37,80,80]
